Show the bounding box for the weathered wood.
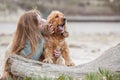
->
[8,43,120,78]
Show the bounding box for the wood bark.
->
[8,44,120,78]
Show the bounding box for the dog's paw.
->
[65,61,75,66]
[43,58,53,63]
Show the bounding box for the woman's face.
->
[37,14,43,30]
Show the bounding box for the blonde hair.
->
[10,9,43,58]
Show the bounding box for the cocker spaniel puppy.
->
[42,11,75,66]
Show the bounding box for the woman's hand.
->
[48,24,54,34]
[42,24,54,36]
[53,47,61,58]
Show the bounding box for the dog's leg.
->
[62,43,75,66]
[55,56,65,65]
[43,48,53,63]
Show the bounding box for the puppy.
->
[43,11,74,66]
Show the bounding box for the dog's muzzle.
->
[57,25,68,37]
[58,26,64,32]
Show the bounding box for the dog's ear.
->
[63,31,69,37]
[47,17,53,26]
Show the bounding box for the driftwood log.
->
[8,43,120,78]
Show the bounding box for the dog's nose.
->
[63,18,66,21]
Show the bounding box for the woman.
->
[1,9,55,80]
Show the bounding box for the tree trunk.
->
[8,43,120,78]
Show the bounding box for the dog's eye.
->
[55,15,59,18]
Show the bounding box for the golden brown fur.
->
[42,11,75,66]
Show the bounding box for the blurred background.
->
[0,0,120,20]
[0,0,120,77]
